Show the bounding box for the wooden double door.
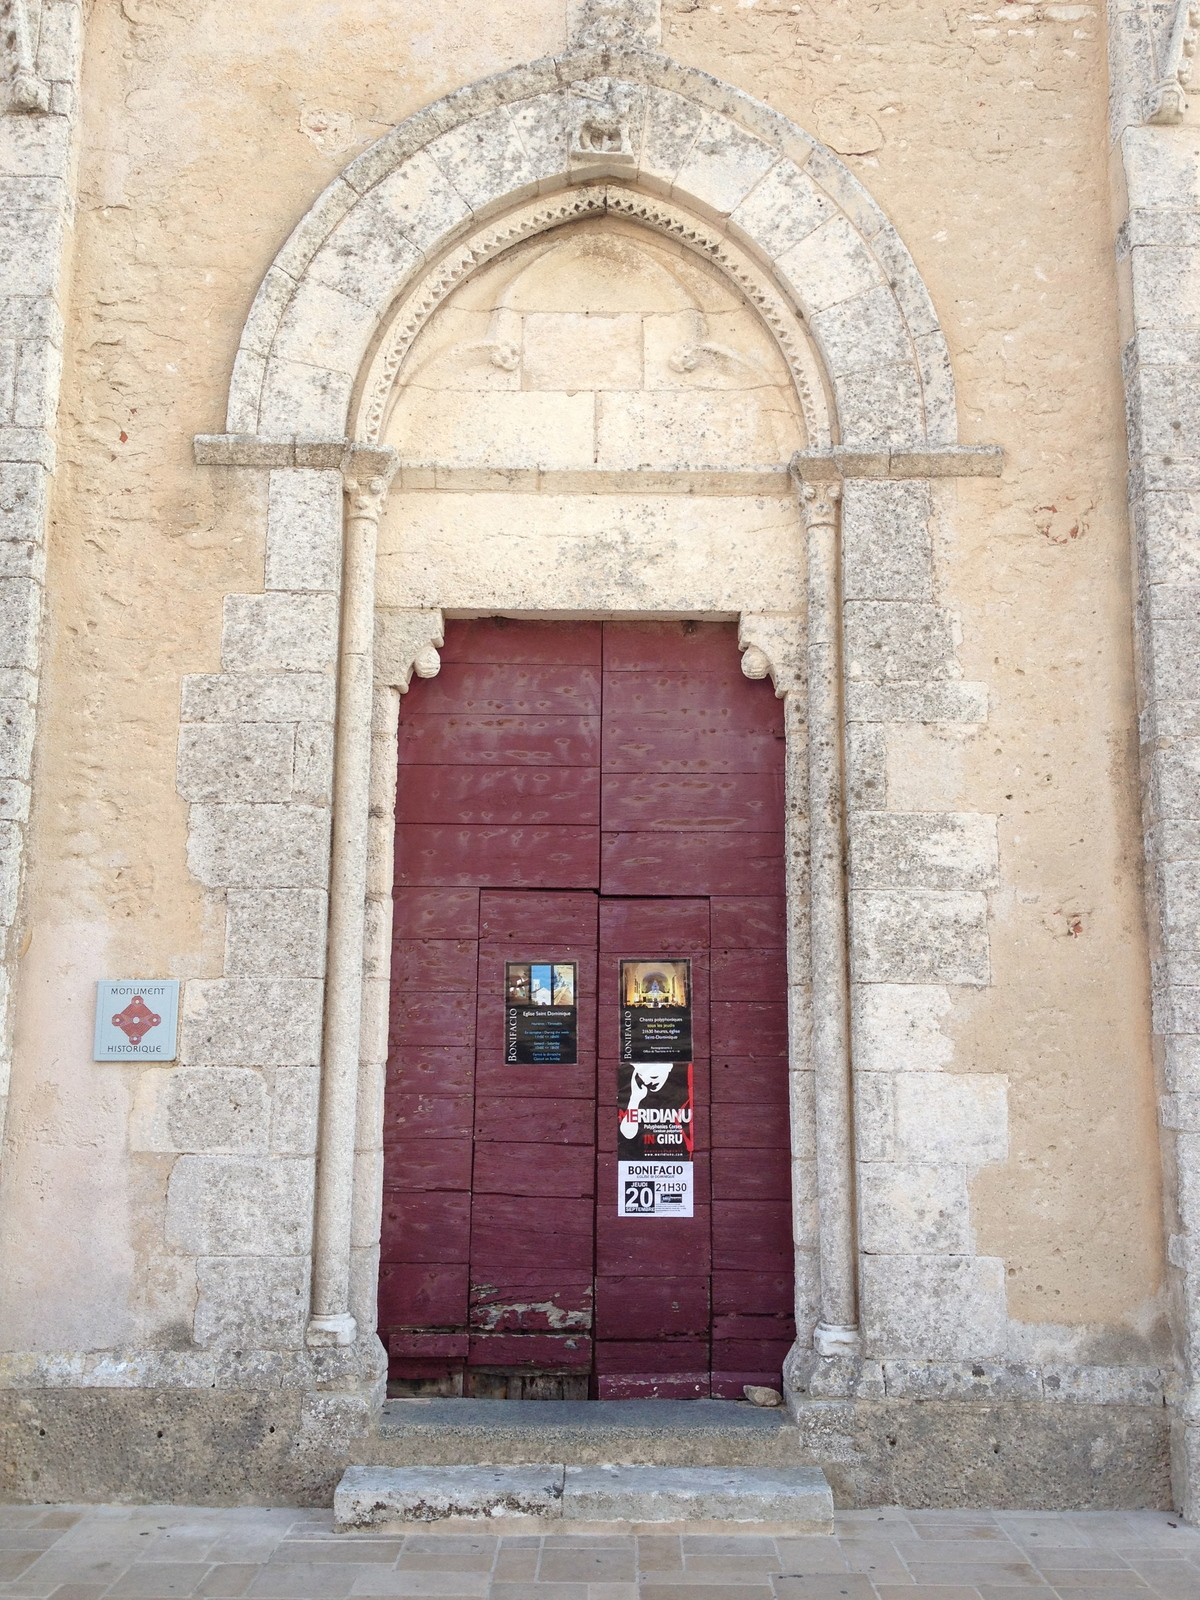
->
[379,620,795,1399]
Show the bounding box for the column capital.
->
[342,446,399,521]
[794,478,842,532]
[1146,0,1199,124]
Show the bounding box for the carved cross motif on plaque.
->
[111,995,163,1046]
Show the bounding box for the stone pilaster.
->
[1109,0,1200,1518]
[0,0,82,1144]
[738,614,819,1346]
[780,457,1005,1409]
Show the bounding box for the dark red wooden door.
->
[381,619,794,1399]
[596,895,711,1398]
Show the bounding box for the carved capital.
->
[3,0,49,114]
[342,446,399,523]
[1147,1,1199,123]
[796,478,842,533]
[342,475,389,522]
[375,608,445,692]
[738,615,805,698]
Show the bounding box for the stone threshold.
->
[380,1397,788,1431]
[379,1397,792,1441]
[372,1398,804,1471]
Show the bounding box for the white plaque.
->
[93,979,180,1061]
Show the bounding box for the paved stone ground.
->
[0,1504,1197,1599]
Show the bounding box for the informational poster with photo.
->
[617,959,694,1218]
[618,959,692,1063]
[504,962,577,1064]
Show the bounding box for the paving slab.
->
[2,1503,1198,1599]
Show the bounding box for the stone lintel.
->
[391,466,795,496]
[196,438,1005,490]
[792,446,1003,481]
[195,435,398,475]
[195,440,792,494]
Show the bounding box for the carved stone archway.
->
[188,40,1003,1414]
[222,50,957,453]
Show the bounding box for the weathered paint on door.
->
[380,620,793,1398]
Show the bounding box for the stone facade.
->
[0,0,1186,1512]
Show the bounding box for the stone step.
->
[375,1396,803,1467]
[336,1465,564,1528]
[562,1464,833,1526]
[335,1462,834,1532]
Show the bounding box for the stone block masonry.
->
[172,463,346,1359]
[1111,0,1200,1521]
[838,477,1006,1367]
[0,0,81,1141]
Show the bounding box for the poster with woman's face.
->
[616,959,694,1217]
[616,1058,695,1219]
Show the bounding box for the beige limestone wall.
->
[0,0,570,1350]
[0,0,1164,1365]
[660,2,1164,1356]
